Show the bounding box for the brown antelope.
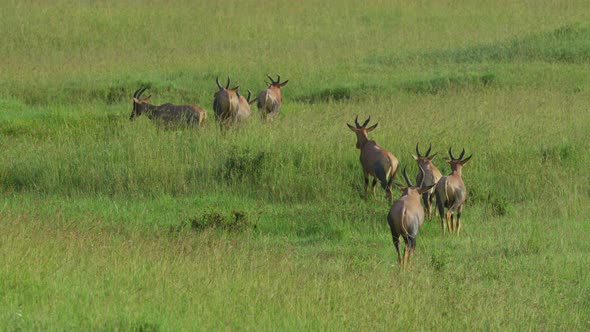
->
[435,147,472,235]
[257,74,288,123]
[130,87,207,127]
[411,143,442,220]
[237,89,256,122]
[347,116,399,202]
[213,77,240,129]
[388,167,435,267]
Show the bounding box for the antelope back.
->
[213,77,240,126]
[257,74,288,116]
[237,89,255,121]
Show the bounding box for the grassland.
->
[1,0,590,330]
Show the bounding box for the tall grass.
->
[1,0,589,330]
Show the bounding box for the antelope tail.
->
[401,207,409,235]
[374,164,388,190]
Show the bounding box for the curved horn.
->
[276,74,281,83]
[354,115,361,128]
[137,87,147,98]
[459,148,466,160]
[247,89,252,102]
[415,143,422,158]
[403,167,413,187]
[267,74,276,84]
[226,76,231,89]
[449,147,456,160]
[133,87,143,98]
[362,116,371,128]
[216,77,223,90]
[425,143,432,157]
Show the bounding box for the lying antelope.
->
[237,89,256,122]
[435,147,472,235]
[130,87,207,127]
[213,77,240,129]
[411,143,442,220]
[388,167,435,267]
[347,116,399,202]
[257,74,288,123]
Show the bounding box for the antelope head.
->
[411,143,438,170]
[347,115,378,149]
[215,76,239,95]
[130,87,152,120]
[265,74,288,102]
[237,89,256,105]
[397,167,435,197]
[446,147,472,176]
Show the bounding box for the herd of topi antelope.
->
[349,116,472,267]
[130,76,471,268]
[130,75,288,128]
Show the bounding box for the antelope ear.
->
[428,153,438,160]
[411,153,418,161]
[279,80,289,87]
[347,123,356,131]
[462,155,473,164]
[143,95,152,101]
[133,97,140,103]
[418,184,436,194]
[249,100,257,105]
[366,123,378,132]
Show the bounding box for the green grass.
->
[1,0,590,330]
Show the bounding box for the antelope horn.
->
[449,147,456,160]
[459,148,466,160]
[216,77,223,90]
[362,116,371,128]
[247,89,252,102]
[137,87,147,99]
[415,143,422,158]
[403,167,413,187]
[226,76,231,89]
[354,115,361,128]
[426,143,432,157]
[133,87,143,98]
[267,74,276,84]
[276,74,281,83]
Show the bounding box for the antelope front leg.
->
[363,174,370,200]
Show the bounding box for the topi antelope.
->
[130,87,207,127]
[387,167,435,267]
[213,77,240,129]
[237,89,256,122]
[411,143,442,220]
[347,116,399,202]
[257,74,288,123]
[435,147,472,235]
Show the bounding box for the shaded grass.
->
[367,22,590,66]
